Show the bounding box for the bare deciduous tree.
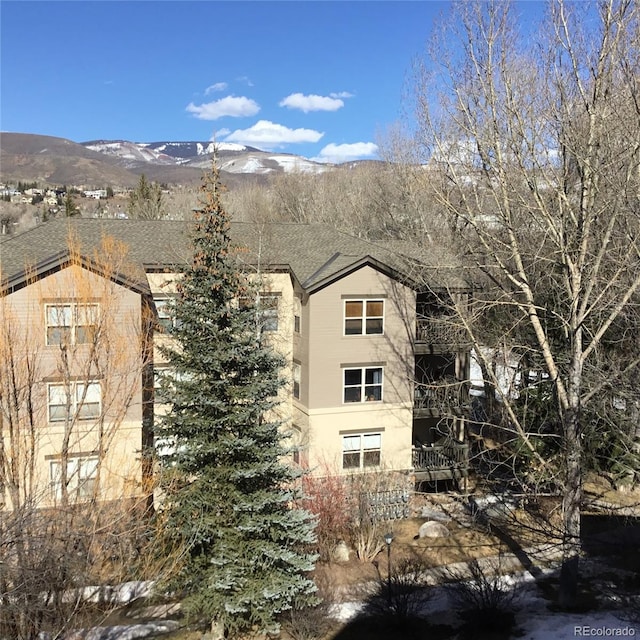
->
[0,235,162,639]
[409,0,640,606]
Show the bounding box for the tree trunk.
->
[559,359,583,608]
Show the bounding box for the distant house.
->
[0,219,471,510]
[83,190,107,200]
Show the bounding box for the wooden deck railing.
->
[412,442,469,472]
[416,318,466,346]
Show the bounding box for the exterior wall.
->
[303,266,417,474]
[0,264,145,509]
[147,271,179,367]
[149,269,299,454]
[258,273,296,428]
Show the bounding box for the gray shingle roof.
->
[1,218,468,294]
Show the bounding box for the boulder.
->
[420,507,452,522]
[332,540,350,562]
[418,520,450,538]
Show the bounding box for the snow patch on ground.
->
[38,620,179,640]
[270,155,327,174]
[331,570,639,639]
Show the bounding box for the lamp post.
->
[384,531,393,610]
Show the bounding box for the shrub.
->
[280,571,337,640]
[447,557,519,639]
[369,556,433,620]
[301,468,351,563]
[301,464,410,563]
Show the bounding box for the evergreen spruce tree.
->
[156,161,317,637]
[64,192,80,217]
[128,174,166,219]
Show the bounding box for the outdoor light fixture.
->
[384,531,394,609]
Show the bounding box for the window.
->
[293,362,301,400]
[240,294,279,332]
[343,367,383,403]
[154,298,176,332]
[154,366,170,403]
[259,295,279,332]
[294,314,301,333]
[291,424,302,465]
[344,299,384,335]
[342,433,381,469]
[48,381,101,422]
[50,455,99,500]
[45,303,99,346]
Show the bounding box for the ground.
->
[57,483,640,639]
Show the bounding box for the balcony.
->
[415,317,467,352]
[414,379,466,417]
[412,441,469,483]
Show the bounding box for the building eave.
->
[2,250,151,297]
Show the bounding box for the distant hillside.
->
[0,132,331,189]
[0,133,154,188]
[81,139,330,175]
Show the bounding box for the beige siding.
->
[302,266,416,474]
[150,270,297,435]
[307,266,415,409]
[1,264,145,508]
[305,405,413,473]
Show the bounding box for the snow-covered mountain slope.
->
[82,139,329,175]
[83,141,177,165]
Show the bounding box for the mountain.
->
[0,133,330,189]
[0,132,143,187]
[82,139,329,175]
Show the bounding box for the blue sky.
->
[1,1,456,163]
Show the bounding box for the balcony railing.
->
[416,317,467,346]
[412,442,469,473]
[414,379,466,414]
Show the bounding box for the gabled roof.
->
[0,218,469,295]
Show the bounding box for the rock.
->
[332,540,350,563]
[470,495,516,522]
[418,521,450,538]
[420,507,452,522]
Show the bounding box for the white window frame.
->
[45,303,99,346]
[50,455,99,501]
[48,381,101,422]
[258,294,279,332]
[291,423,302,466]
[342,433,382,469]
[343,366,383,403]
[293,362,301,400]
[240,293,280,333]
[344,299,384,336]
[154,297,177,332]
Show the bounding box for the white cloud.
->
[312,142,379,163]
[236,75,254,87]
[186,96,260,120]
[330,91,354,99]
[279,93,345,113]
[209,128,231,141]
[205,82,228,95]
[223,120,324,149]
